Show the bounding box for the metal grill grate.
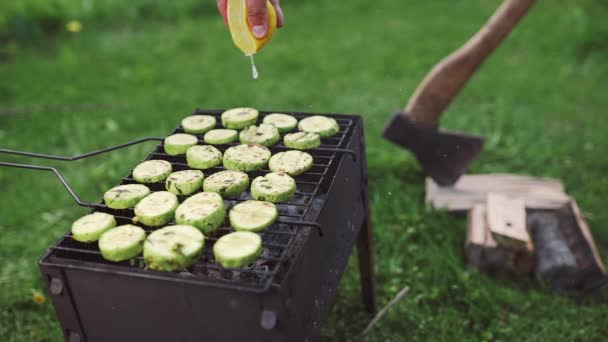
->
[41,110,357,293]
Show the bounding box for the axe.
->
[383,0,535,186]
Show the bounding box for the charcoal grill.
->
[1,109,377,342]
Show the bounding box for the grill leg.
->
[357,133,377,313]
[357,217,376,313]
[357,213,377,313]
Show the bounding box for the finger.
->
[269,0,284,28]
[247,0,269,39]
[217,0,228,27]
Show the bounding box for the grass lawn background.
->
[1,0,607,340]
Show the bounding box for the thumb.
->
[217,0,228,27]
[247,0,269,39]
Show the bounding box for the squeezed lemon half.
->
[227,0,278,56]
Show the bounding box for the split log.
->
[528,202,607,293]
[527,211,578,291]
[486,193,532,252]
[466,204,533,274]
[427,174,570,211]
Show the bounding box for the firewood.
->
[486,193,531,252]
[427,174,570,211]
[466,204,533,274]
[527,202,607,293]
[528,210,578,291]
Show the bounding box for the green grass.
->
[1,0,607,340]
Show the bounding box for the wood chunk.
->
[465,204,487,268]
[569,203,608,292]
[465,204,533,274]
[528,210,578,291]
[570,201,606,276]
[528,200,607,293]
[466,204,488,246]
[426,174,570,212]
[486,193,531,252]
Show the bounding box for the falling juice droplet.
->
[249,55,259,80]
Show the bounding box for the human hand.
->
[217,0,284,39]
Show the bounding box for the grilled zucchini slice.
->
[98,224,146,262]
[263,113,298,133]
[186,145,223,170]
[164,133,198,155]
[204,129,238,145]
[283,132,321,150]
[221,107,259,129]
[165,170,204,195]
[181,115,216,134]
[104,184,151,209]
[213,231,262,269]
[229,200,278,232]
[298,116,339,138]
[132,160,172,183]
[268,150,313,176]
[71,212,116,243]
[223,144,271,172]
[175,192,226,234]
[134,191,179,226]
[251,172,296,203]
[203,170,249,198]
[144,225,205,271]
[239,124,280,147]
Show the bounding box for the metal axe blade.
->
[383,112,484,186]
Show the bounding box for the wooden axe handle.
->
[405,0,535,126]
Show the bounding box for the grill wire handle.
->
[0,137,164,161]
[0,137,325,235]
[0,162,102,208]
[0,137,164,208]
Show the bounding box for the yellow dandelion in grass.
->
[31,289,46,304]
[66,20,82,33]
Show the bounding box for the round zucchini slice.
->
[268,150,313,176]
[175,192,226,234]
[144,225,205,271]
[71,212,116,243]
[104,184,151,209]
[203,170,249,198]
[181,115,216,134]
[132,160,172,183]
[223,144,271,172]
[251,172,296,203]
[239,124,280,147]
[283,132,321,150]
[164,133,198,156]
[229,200,278,232]
[298,116,340,138]
[213,231,262,269]
[239,124,281,146]
[165,170,204,196]
[204,129,238,145]
[221,107,259,129]
[98,224,146,262]
[134,191,179,227]
[186,145,222,170]
[263,113,298,133]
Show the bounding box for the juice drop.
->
[249,55,259,80]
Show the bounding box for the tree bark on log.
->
[527,211,578,291]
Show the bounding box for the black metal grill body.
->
[38,110,373,342]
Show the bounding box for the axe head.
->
[382,112,484,186]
